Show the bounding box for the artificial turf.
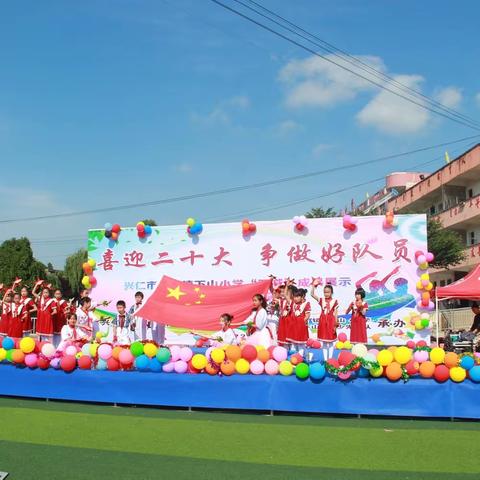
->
[0,397,479,479]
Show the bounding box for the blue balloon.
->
[144,225,152,235]
[460,355,475,370]
[149,358,162,372]
[309,362,326,380]
[196,223,203,234]
[96,359,107,370]
[2,337,14,350]
[358,366,370,378]
[469,365,480,383]
[104,222,112,231]
[135,354,150,371]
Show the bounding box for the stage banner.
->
[88,215,429,345]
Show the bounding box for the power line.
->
[209,0,480,131]
[0,134,477,225]
[237,0,480,129]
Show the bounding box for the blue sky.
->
[1,0,479,267]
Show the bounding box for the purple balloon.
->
[162,361,175,373]
[174,360,188,374]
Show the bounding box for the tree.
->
[0,238,46,286]
[305,207,337,219]
[142,219,157,226]
[427,218,466,269]
[63,249,87,296]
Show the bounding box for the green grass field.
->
[1,397,479,479]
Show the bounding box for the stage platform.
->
[1,365,479,419]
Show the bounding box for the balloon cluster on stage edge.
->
[1,336,480,384]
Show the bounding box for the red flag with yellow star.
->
[135,276,271,331]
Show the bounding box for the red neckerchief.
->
[68,324,78,339]
[118,314,126,329]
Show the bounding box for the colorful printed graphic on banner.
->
[88,215,429,345]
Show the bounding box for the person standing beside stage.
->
[346,287,368,344]
[311,280,338,360]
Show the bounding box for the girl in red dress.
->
[34,287,56,340]
[286,288,310,353]
[277,281,295,348]
[0,289,13,338]
[20,286,36,334]
[9,292,25,338]
[346,287,368,344]
[53,289,69,345]
[311,281,338,360]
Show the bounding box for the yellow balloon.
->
[186,217,195,227]
[89,343,99,357]
[430,347,445,365]
[450,366,466,383]
[235,358,250,374]
[343,341,352,350]
[377,349,393,366]
[0,348,6,361]
[255,345,265,352]
[81,276,91,288]
[211,348,225,364]
[370,365,383,377]
[420,273,429,281]
[419,262,429,270]
[336,341,344,350]
[88,258,96,268]
[394,346,412,365]
[416,280,423,290]
[20,336,35,354]
[143,343,158,358]
[415,320,424,330]
[192,354,207,370]
[279,360,293,376]
[426,282,433,291]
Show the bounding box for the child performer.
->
[76,297,94,340]
[128,292,144,341]
[20,286,36,335]
[113,300,135,345]
[33,286,56,341]
[266,286,281,345]
[211,313,239,346]
[311,280,338,360]
[287,288,311,354]
[9,292,26,338]
[53,289,69,346]
[277,280,295,349]
[346,287,368,344]
[0,289,12,338]
[243,294,274,349]
[57,313,87,352]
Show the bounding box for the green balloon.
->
[156,347,171,363]
[130,341,144,357]
[421,319,430,328]
[6,349,13,362]
[295,362,310,379]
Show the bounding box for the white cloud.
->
[434,86,462,109]
[272,120,301,136]
[279,54,385,108]
[312,143,333,156]
[356,75,430,135]
[191,95,250,126]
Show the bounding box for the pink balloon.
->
[414,350,429,363]
[25,353,38,368]
[369,349,379,358]
[350,217,358,225]
[65,345,77,356]
[292,216,300,224]
[427,301,435,311]
[338,332,348,342]
[50,357,61,369]
[382,220,391,229]
[205,347,214,360]
[421,279,429,287]
[425,252,435,263]
[250,359,264,375]
[343,215,352,223]
[98,344,112,360]
[272,346,287,362]
[265,359,279,375]
[179,347,193,362]
[119,349,134,365]
[174,360,188,374]
[416,255,426,265]
[162,361,175,373]
[338,371,352,380]
[169,345,181,362]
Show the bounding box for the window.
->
[468,188,473,198]
[430,205,436,215]
[470,231,476,246]
[440,280,446,287]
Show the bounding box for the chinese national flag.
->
[135,276,271,331]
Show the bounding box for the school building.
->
[354,143,480,288]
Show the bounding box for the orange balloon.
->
[386,362,402,381]
[225,345,242,363]
[12,349,25,364]
[205,363,220,376]
[419,360,435,378]
[421,292,430,302]
[112,346,123,361]
[220,360,235,376]
[387,346,397,354]
[83,263,93,275]
[257,349,270,363]
[444,352,459,368]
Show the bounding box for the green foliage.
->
[63,249,87,296]
[305,207,337,219]
[427,218,466,269]
[0,238,46,286]
[142,219,157,226]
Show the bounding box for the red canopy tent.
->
[436,263,480,300]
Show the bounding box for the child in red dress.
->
[277,280,295,348]
[53,289,69,345]
[346,287,368,343]
[20,286,36,334]
[286,288,311,353]
[311,281,338,360]
[34,287,56,341]
[0,289,12,338]
[9,292,25,338]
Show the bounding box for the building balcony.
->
[434,193,480,229]
[450,242,480,272]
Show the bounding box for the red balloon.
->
[416,340,427,348]
[187,359,201,374]
[249,223,257,233]
[60,355,77,372]
[296,223,304,231]
[348,224,357,232]
[111,224,121,233]
[78,356,92,370]
[405,360,419,376]
[89,276,97,287]
[434,364,450,383]
[326,358,339,369]
[83,264,93,275]
[338,351,355,366]
[241,344,257,362]
[414,250,424,258]
[107,357,120,371]
[136,224,145,232]
[138,231,146,238]
[37,357,50,369]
